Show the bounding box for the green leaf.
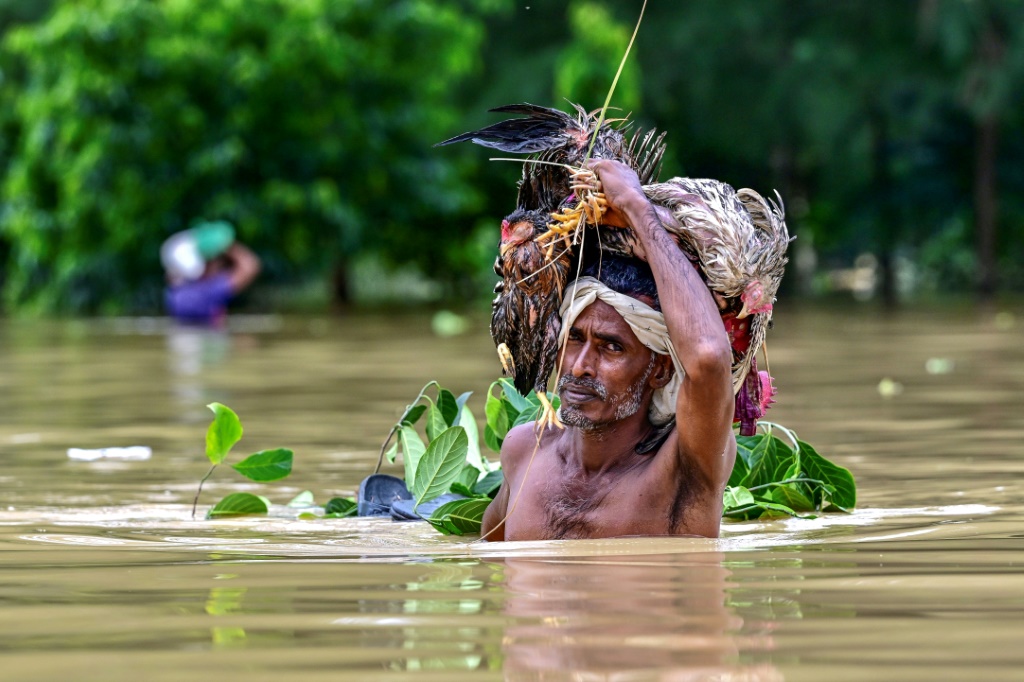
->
[460,405,487,473]
[287,490,315,507]
[427,498,490,535]
[741,436,795,489]
[473,469,504,498]
[513,404,541,428]
[504,400,522,429]
[485,387,510,442]
[206,492,268,518]
[401,404,427,427]
[799,440,856,510]
[456,463,479,489]
[205,403,242,465]
[324,497,357,518]
[412,426,469,505]
[437,388,459,426]
[384,439,399,464]
[735,435,760,468]
[723,486,755,509]
[399,425,427,488]
[755,501,818,520]
[770,484,815,511]
[230,448,293,482]
[425,403,447,442]
[484,425,502,454]
[449,482,477,497]
[499,378,533,413]
[727,443,750,487]
[452,391,473,427]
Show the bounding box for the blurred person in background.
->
[160,221,260,326]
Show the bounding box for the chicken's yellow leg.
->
[534,391,564,431]
[496,343,516,377]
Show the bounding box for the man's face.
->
[557,299,660,430]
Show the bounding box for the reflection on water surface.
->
[1,308,1022,681]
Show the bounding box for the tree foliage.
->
[1,0,1023,314]
[0,0,501,313]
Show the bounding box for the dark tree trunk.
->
[869,105,898,308]
[974,114,999,300]
[331,259,351,309]
[971,10,1005,300]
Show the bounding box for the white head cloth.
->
[557,276,682,426]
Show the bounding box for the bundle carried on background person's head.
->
[160,221,235,282]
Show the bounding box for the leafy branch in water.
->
[722,421,857,520]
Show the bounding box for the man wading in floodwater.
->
[482,160,736,541]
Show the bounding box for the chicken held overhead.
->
[436,103,667,214]
[490,208,572,425]
[440,102,790,434]
[641,178,790,435]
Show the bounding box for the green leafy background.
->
[1,0,1022,314]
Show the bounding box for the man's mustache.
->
[557,374,608,400]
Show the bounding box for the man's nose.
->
[569,341,596,378]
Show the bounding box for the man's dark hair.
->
[583,255,661,311]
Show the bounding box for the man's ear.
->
[650,354,674,389]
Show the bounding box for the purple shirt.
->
[165,274,234,323]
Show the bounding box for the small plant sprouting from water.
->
[191,403,356,520]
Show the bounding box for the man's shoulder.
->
[499,422,557,471]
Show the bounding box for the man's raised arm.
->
[587,159,735,489]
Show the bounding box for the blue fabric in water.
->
[356,474,467,521]
[357,474,412,517]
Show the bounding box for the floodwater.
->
[1,306,1022,681]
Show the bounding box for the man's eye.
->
[605,342,623,352]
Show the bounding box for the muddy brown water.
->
[1,307,1022,681]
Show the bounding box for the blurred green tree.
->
[919,0,1024,298]
[554,0,641,115]
[0,0,505,313]
[3,0,1024,314]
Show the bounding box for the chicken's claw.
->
[534,392,564,431]
[496,343,516,377]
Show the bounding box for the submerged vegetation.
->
[195,383,856,535]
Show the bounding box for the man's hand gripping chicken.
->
[482,159,736,540]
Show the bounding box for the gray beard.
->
[557,355,656,431]
[614,354,656,420]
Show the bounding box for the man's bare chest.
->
[504,456,684,540]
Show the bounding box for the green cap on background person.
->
[160,221,236,281]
